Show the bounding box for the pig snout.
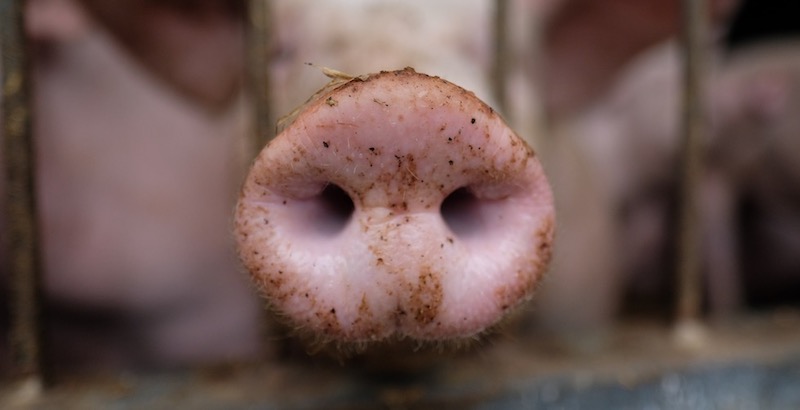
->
[235,69,555,344]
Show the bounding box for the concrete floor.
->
[2,311,800,409]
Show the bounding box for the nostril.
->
[440,187,484,238]
[312,183,355,236]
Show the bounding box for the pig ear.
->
[26,0,92,42]
[542,0,742,119]
[76,0,245,112]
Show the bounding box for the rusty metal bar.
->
[245,0,277,351]
[491,0,509,116]
[1,0,46,392]
[674,0,709,340]
[246,0,275,154]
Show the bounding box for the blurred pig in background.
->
[531,0,742,347]
[706,39,800,313]
[535,0,800,350]
[2,0,261,372]
[699,0,800,315]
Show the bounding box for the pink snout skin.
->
[235,68,555,346]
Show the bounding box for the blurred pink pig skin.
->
[1,0,262,371]
[270,0,497,117]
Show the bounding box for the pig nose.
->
[235,68,555,345]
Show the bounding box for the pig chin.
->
[235,68,555,346]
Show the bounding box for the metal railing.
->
[674,0,709,345]
[2,0,45,395]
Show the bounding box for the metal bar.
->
[674,0,708,341]
[1,0,46,391]
[245,0,277,350]
[246,0,275,154]
[491,0,509,116]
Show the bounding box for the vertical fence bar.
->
[245,0,277,353]
[1,0,45,393]
[247,0,275,154]
[674,0,708,344]
[491,0,509,117]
